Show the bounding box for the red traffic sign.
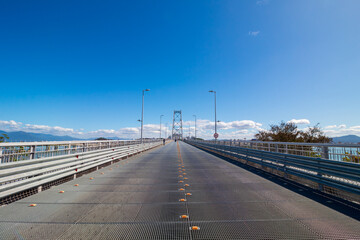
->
[214,133,219,139]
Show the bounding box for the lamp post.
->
[193,115,197,139]
[189,124,191,138]
[160,115,164,139]
[209,90,217,141]
[141,89,150,143]
[165,123,168,139]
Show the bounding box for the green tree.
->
[255,121,300,142]
[0,133,9,143]
[255,121,331,143]
[95,137,108,140]
[298,124,332,143]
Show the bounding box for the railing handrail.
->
[201,139,360,148]
[192,139,360,162]
[0,139,162,164]
[0,139,159,147]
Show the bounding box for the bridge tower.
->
[172,110,183,140]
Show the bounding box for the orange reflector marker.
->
[186,193,192,196]
[179,188,185,191]
[179,199,187,202]
[183,173,187,175]
[184,177,188,180]
[29,204,37,207]
[190,226,200,231]
[59,191,65,193]
[101,172,104,175]
[180,215,189,219]
[184,184,190,187]
[90,177,94,180]
[179,175,183,177]
[179,180,184,183]
[74,184,79,187]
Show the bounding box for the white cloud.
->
[287,119,311,125]
[182,119,262,140]
[0,119,262,140]
[0,120,22,129]
[2,119,357,141]
[256,0,269,6]
[323,125,360,137]
[183,119,262,131]
[324,125,337,129]
[248,31,260,36]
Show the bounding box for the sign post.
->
[214,133,219,139]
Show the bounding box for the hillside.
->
[0,130,81,142]
[332,135,360,143]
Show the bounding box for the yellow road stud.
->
[190,226,200,230]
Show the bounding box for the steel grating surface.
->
[0,141,359,239]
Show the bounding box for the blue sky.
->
[1,0,360,139]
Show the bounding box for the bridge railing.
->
[0,139,159,164]
[186,140,360,203]
[193,139,360,163]
[0,140,162,205]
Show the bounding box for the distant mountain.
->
[332,135,360,144]
[0,130,132,142]
[85,137,131,140]
[0,131,81,142]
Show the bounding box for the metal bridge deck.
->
[0,142,359,239]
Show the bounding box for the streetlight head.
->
[145,89,150,91]
[209,90,214,93]
[137,119,141,122]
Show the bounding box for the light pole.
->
[137,119,141,141]
[141,89,150,143]
[209,90,217,141]
[165,123,168,139]
[160,115,164,139]
[189,124,191,138]
[193,115,197,139]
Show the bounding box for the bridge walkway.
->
[0,141,359,239]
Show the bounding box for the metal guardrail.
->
[0,139,159,163]
[0,140,162,204]
[194,139,360,163]
[186,140,360,201]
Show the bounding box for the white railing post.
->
[322,146,329,159]
[30,145,36,159]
